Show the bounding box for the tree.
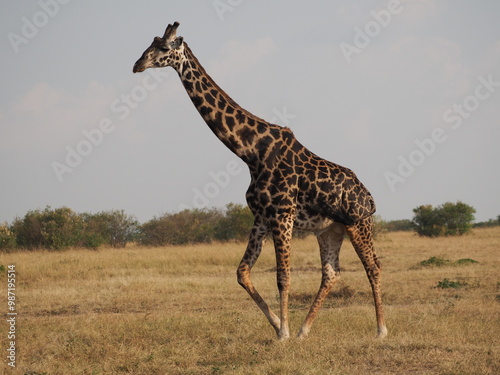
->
[386,219,414,232]
[82,210,139,248]
[10,207,139,250]
[474,215,500,228]
[438,201,475,236]
[0,223,16,252]
[412,204,443,237]
[412,201,475,237]
[139,208,223,246]
[96,210,138,247]
[42,207,84,249]
[372,215,388,238]
[214,203,254,242]
[11,207,84,250]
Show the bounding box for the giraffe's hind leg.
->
[345,216,388,338]
[298,222,345,339]
[237,219,281,336]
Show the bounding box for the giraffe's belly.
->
[293,211,335,233]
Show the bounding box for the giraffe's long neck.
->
[176,43,269,165]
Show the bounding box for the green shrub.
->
[420,256,451,267]
[414,256,479,270]
[11,210,45,249]
[455,258,479,265]
[0,223,17,251]
[11,207,84,250]
[139,208,223,246]
[42,207,84,250]
[436,278,468,289]
[82,210,139,248]
[82,233,106,250]
[386,219,414,232]
[138,205,255,246]
[474,215,500,228]
[9,207,138,250]
[372,215,388,238]
[412,201,476,237]
[214,203,253,242]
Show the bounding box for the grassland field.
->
[1,227,499,374]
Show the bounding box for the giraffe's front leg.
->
[276,257,291,341]
[237,221,281,335]
[270,214,295,340]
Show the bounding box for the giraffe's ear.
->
[170,36,183,49]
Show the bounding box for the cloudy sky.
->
[1,0,499,224]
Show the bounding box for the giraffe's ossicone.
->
[133,22,387,340]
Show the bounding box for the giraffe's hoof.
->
[277,329,290,341]
[297,328,309,339]
[376,326,388,339]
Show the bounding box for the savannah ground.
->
[1,227,499,374]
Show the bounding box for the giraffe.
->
[133,22,387,340]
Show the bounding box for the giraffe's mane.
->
[183,42,271,127]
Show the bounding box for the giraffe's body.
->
[134,22,387,340]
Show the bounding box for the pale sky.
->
[1,0,499,224]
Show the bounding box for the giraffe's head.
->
[133,22,184,73]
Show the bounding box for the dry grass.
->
[1,227,499,374]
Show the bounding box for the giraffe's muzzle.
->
[133,62,145,73]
